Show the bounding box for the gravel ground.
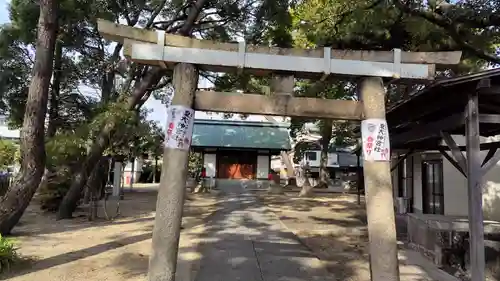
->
[0,190,221,281]
[256,192,455,281]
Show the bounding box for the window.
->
[305,152,317,161]
[405,156,414,212]
[421,159,444,215]
[397,159,404,197]
[396,156,415,213]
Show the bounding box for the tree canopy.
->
[0,0,498,219]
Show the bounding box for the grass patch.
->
[0,234,19,273]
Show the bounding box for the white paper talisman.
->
[164,105,195,151]
[361,118,391,162]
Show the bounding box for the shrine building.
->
[190,119,291,180]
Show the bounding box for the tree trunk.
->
[57,68,164,219]
[78,44,123,193]
[359,77,400,281]
[87,158,105,221]
[315,120,333,189]
[264,116,297,186]
[299,167,313,197]
[153,157,158,183]
[129,157,135,190]
[148,62,197,281]
[46,40,63,138]
[281,151,296,186]
[39,40,63,200]
[0,0,58,235]
[100,44,122,103]
[267,76,293,195]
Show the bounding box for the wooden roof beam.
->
[193,91,363,120]
[97,19,462,65]
[480,86,500,95]
[391,113,465,145]
[393,141,500,151]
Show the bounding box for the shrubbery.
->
[0,234,19,273]
[38,171,73,211]
[0,140,18,170]
[138,162,161,183]
[38,133,87,211]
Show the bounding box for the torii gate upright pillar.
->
[148,63,198,281]
[359,77,400,281]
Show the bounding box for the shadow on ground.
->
[0,190,220,281]
[1,187,418,281]
[254,192,420,281]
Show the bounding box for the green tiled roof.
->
[191,119,291,150]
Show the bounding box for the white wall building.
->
[122,158,144,185]
[392,134,500,221]
[0,116,20,140]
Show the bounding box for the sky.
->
[0,0,8,24]
[0,0,269,130]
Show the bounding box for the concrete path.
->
[194,191,336,281]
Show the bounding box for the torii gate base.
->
[359,78,400,280]
[148,63,198,281]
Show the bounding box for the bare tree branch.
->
[129,0,210,110]
[145,0,169,28]
[154,13,188,31]
[434,4,500,28]
[149,77,172,91]
[315,0,385,34]
[178,0,210,36]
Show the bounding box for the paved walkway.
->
[188,183,458,281]
[194,191,336,281]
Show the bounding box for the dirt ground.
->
[256,192,444,281]
[0,189,221,281]
[0,187,450,281]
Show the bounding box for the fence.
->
[0,174,12,196]
[406,213,472,268]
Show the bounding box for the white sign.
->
[165,105,195,151]
[327,153,339,167]
[361,118,390,162]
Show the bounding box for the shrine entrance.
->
[97,19,463,281]
[217,150,256,179]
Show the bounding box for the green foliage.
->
[286,0,495,162]
[247,0,295,47]
[0,140,18,169]
[38,100,164,211]
[292,0,493,71]
[138,161,161,183]
[293,141,317,164]
[38,174,72,212]
[290,81,357,162]
[39,132,88,211]
[0,234,19,273]
[188,152,202,176]
[393,0,500,66]
[46,133,87,168]
[103,105,165,160]
[0,25,31,118]
[1,0,498,215]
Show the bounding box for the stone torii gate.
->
[97,19,462,281]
